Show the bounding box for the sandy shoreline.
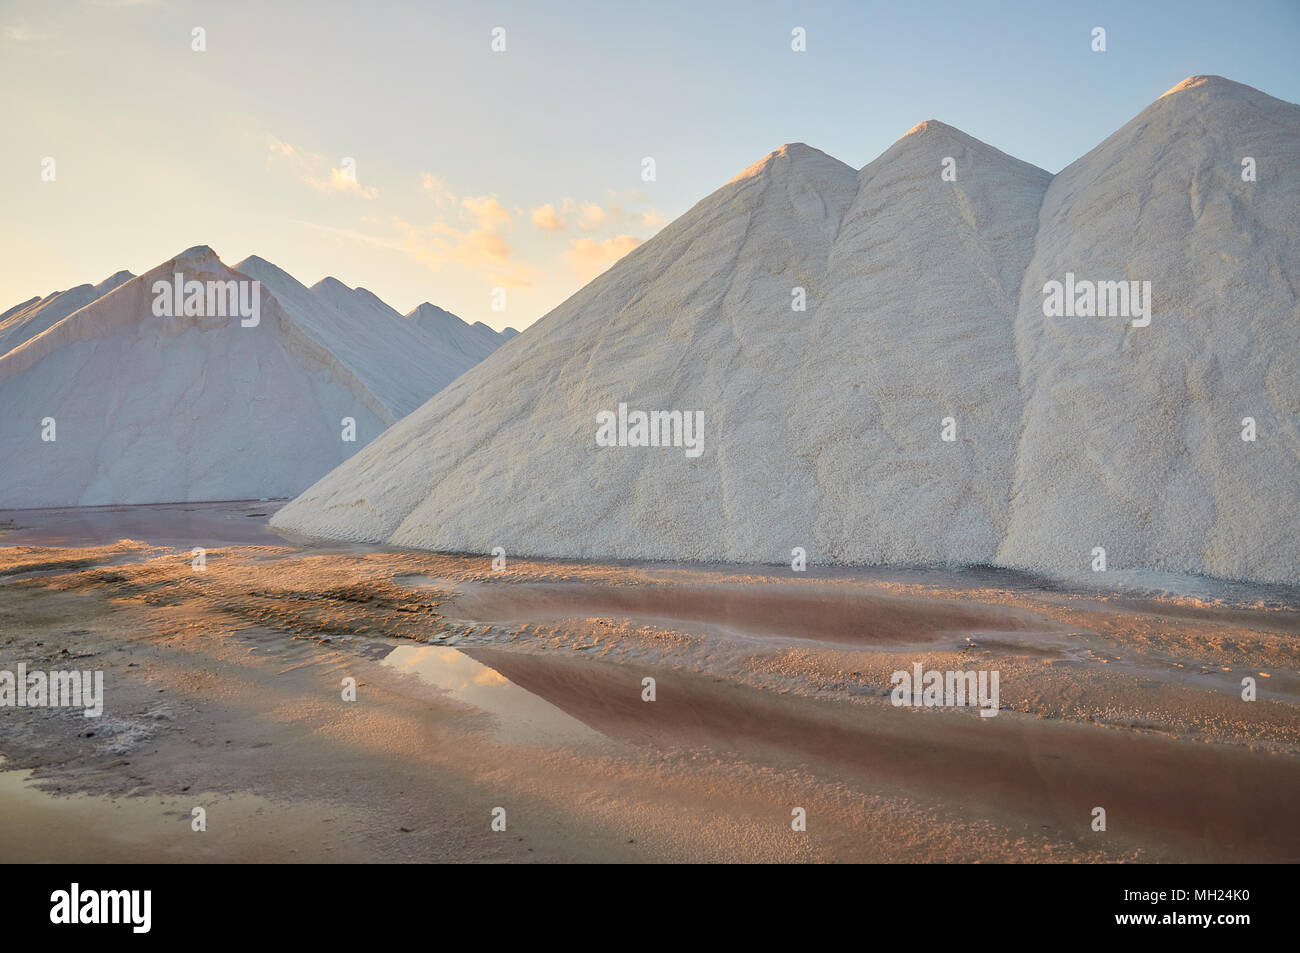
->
[1,502,1298,862]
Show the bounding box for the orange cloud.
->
[576,201,607,230]
[460,195,511,230]
[567,234,642,279]
[267,135,377,198]
[530,203,564,231]
[530,194,666,236]
[266,134,317,167]
[328,166,378,199]
[420,172,456,205]
[394,218,533,288]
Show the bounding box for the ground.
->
[1,502,1297,863]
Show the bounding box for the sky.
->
[1,0,1297,331]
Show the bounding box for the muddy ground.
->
[1,502,1297,863]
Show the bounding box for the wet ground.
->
[1,501,1298,862]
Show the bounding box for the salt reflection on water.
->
[381,645,603,747]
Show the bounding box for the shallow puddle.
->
[0,759,370,862]
[380,645,605,747]
[0,500,288,548]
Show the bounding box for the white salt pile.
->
[998,76,1300,584]
[0,246,506,507]
[273,76,1299,586]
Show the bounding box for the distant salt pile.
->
[273,76,1300,585]
[235,258,512,419]
[407,302,517,364]
[0,247,507,507]
[0,270,133,357]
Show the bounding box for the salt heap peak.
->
[406,302,510,364]
[170,245,221,270]
[902,118,961,137]
[1159,74,1259,99]
[726,141,854,184]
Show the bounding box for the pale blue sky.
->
[2,0,1297,330]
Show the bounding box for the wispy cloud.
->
[527,193,665,235]
[420,172,456,206]
[267,135,378,199]
[3,24,47,42]
[394,212,533,288]
[291,220,408,253]
[298,210,532,289]
[530,203,564,231]
[327,166,378,199]
[292,154,656,295]
[460,195,511,230]
[567,235,642,279]
[576,201,608,230]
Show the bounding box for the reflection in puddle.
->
[381,646,604,747]
[0,758,356,862]
[0,500,286,548]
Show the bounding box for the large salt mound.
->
[0,248,394,507]
[271,135,1049,563]
[998,76,1300,584]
